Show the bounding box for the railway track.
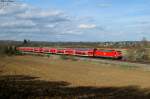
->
[78,56,150,68]
[67,56,150,72]
[20,52,150,71]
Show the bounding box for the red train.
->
[17,47,122,59]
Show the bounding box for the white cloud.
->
[0,3,72,35]
[46,24,56,28]
[78,24,96,29]
[0,20,36,27]
[17,10,62,19]
[0,2,104,41]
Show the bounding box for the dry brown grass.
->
[1,55,150,88]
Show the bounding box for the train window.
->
[104,50,114,52]
[98,50,114,52]
[74,48,93,51]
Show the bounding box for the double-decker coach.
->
[74,48,94,56]
[57,48,66,54]
[64,48,75,55]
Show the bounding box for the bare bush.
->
[0,46,17,56]
[127,48,149,62]
[127,37,150,62]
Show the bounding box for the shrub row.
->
[0,46,17,56]
[126,48,150,63]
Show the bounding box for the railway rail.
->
[19,51,150,72]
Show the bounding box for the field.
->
[1,55,150,98]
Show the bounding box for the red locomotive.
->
[17,47,122,59]
[94,49,122,59]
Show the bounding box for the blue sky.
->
[0,0,150,41]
